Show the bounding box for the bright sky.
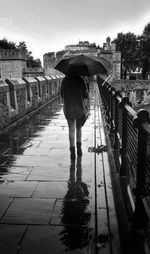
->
[0,0,150,63]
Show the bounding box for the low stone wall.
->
[110,79,150,107]
[111,79,150,90]
[0,75,62,132]
[0,81,10,130]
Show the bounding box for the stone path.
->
[0,83,120,254]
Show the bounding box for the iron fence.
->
[97,76,150,252]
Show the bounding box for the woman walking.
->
[61,74,89,160]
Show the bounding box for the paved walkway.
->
[0,83,120,254]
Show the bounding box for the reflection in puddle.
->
[0,99,62,176]
[60,156,91,250]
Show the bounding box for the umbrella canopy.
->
[54,54,109,76]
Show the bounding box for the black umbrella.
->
[54,54,109,76]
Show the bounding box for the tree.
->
[17,41,32,57]
[27,57,42,68]
[17,41,41,68]
[34,58,42,68]
[113,32,142,78]
[0,37,42,69]
[140,22,150,79]
[143,22,150,36]
[0,37,16,50]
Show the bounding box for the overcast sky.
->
[0,0,150,62]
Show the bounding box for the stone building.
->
[43,38,121,80]
[0,49,44,79]
[43,52,57,76]
[65,41,97,55]
[98,37,121,80]
[0,49,27,80]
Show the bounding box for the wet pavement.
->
[0,83,120,254]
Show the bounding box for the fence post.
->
[113,91,122,150]
[132,109,149,236]
[105,84,111,123]
[119,97,132,177]
[109,87,115,132]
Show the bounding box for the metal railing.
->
[97,76,150,252]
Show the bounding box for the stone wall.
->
[0,76,62,132]
[0,81,10,130]
[0,49,27,80]
[110,79,150,108]
[0,60,27,80]
[23,77,39,110]
[43,52,59,76]
[35,76,47,105]
[112,52,121,80]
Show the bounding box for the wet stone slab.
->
[3,154,70,167]
[32,132,68,140]
[21,148,51,156]
[0,166,32,182]
[0,181,38,198]
[18,225,92,254]
[26,165,70,181]
[27,171,69,182]
[0,165,32,175]
[1,198,55,225]
[0,172,28,181]
[47,148,69,155]
[20,140,42,149]
[0,224,26,254]
[38,140,68,149]
[33,182,68,199]
[0,198,12,217]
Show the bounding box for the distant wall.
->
[110,79,150,107]
[0,75,62,132]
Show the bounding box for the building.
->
[43,52,57,76]
[43,38,121,80]
[0,49,44,80]
[98,37,121,80]
[65,41,97,55]
[0,49,27,80]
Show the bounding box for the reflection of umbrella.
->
[54,54,108,76]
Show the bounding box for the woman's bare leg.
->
[76,126,82,143]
